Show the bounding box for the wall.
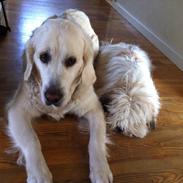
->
[108,0,183,70]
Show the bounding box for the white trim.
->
[107,0,183,71]
[0,4,2,24]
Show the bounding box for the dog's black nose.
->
[44,86,63,106]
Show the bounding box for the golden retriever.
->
[7,9,112,183]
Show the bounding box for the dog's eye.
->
[65,56,76,67]
[40,52,51,64]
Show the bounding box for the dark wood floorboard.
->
[0,0,183,183]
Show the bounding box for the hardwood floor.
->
[0,0,183,183]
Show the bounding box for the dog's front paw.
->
[113,117,157,138]
[90,162,113,183]
[27,166,53,183]
[114,122,149,138]
[27,172,52,183]
[27,176,52,183]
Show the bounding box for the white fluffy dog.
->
[95,43,160,138]
[7,9,113,183]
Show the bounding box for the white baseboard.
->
[0,5,2,24]
[107,0,183,71]
[0,2,7,25]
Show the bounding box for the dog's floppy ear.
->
[81,37,96,87]
[24,39,34,81]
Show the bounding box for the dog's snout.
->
[44,86,63,106]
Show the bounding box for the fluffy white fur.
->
[61,9,99,58]
[95,43,160,138]
[7,10,112,183]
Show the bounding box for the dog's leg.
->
[8,103,52,183]
[85,97,113,183]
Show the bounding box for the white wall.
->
[108,0,183,70]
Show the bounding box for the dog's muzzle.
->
[44,85,63,106]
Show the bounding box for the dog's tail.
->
[104,70,160,138]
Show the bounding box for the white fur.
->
[95,42,160,138]
[7,10,112,183]
[60,9,99,58]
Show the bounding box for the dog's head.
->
[24,18,96,107]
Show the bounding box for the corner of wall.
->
[106,0,183,71]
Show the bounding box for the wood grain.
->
[0,0,183,183]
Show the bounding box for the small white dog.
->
[7,9,112,183]
[95,43,160,138]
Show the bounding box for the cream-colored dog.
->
[95,42,160,138]
[7,9,112,183]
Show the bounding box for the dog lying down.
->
[7,9,112,183]
[95,43,160,138]
[6,9,160,183]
